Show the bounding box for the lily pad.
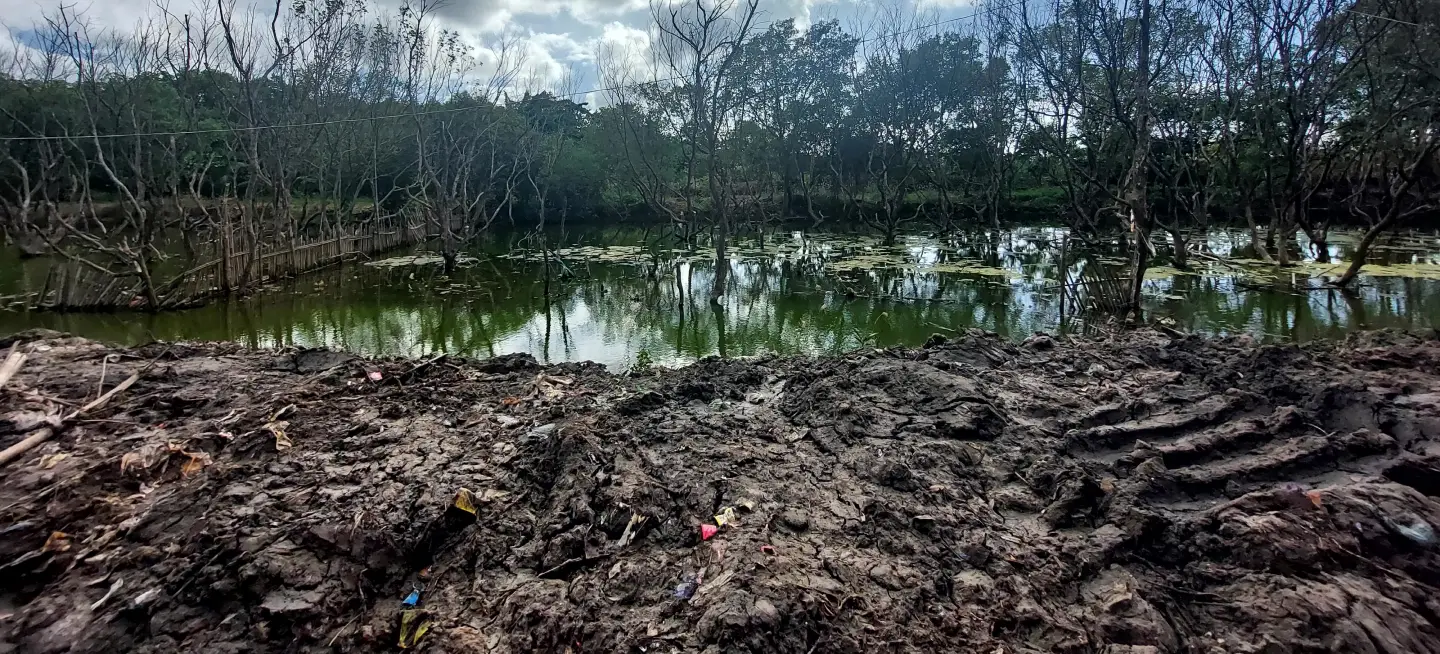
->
[366,254,476,268]
[1141,266,1196,280]
[912,262,1020,278]
[1338,262,1440,280]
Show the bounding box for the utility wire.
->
[0,0,1023,143]
[1344,9,1423,27]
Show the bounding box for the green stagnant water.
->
[2,226,1439,369]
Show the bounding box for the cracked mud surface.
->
[2,328,1440,653]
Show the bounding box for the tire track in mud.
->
[1,329,1439,653]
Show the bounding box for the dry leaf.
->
[531,374,573,400]
[180,452,213,477]
[120,443,166,475]
[38,453,69,469]
[478,488,510,502]
[42,531,71,553]
[266,421,292,450]
[397,609,432,649]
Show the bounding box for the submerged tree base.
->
[2,328,1440,652]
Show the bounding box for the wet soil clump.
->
[2,328,1439,653]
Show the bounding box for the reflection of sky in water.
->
[2,226,1439,369]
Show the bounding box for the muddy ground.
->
[1,328,1439,654]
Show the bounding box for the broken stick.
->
[0,372,140,468]
[0,347,27,391]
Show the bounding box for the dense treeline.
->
[0,0,1436,311]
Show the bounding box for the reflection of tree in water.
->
[4,227,1439,366]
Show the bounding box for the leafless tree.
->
[650,0,760,302]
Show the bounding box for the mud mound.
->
[1,329,1438,653]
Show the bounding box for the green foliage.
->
[631,348,654,374]
[1,0,1435,260]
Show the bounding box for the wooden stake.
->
[0,347,26,391]
[0,372,139,468]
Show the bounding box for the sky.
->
[1,0,983,106]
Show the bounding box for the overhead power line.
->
[1344,9,1423,27]
[0,0,1023,143]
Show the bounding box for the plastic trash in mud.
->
[367,370,383,381]
[700,524,719,541]
[397,609,432,649]
[401,583,423,607]
[454,488,478,515]
[1384,513,1436,546]
[714,507,738,528]
[617,513,647,549]
[674,569,706,599]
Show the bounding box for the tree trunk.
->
[1245,205,1275,264]
[1276,224,1292,266]
[441,212,457,275]
[1334,221,1385,287]
[1123,0,1153,322]
[1303,225,1330,263]
[137,258,160,310]
[882,202,899,246]
[1169,228,1188,269]
[710,216,728,304]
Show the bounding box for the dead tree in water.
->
[1333,0,1440,285]
[44,7,176,309]
[651,0,761,303]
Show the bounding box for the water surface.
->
[2,226,1438,369]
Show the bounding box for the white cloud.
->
[367,0,647,33]
[592,20,652,102]
[915,0,977,9]
[1,0,935,105]
[516,33,579,93]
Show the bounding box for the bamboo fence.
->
[28,217,427,311]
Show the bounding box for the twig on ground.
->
[0,364,143,468]
[402,353,448,381]
[0,346,27,391]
